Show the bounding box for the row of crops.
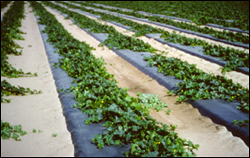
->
[1,1,249,156]
[77,1,249,43]
[1,1,41,103]
[1,1,41,141]
[45,1,249,114]
[29,1,200,156]
[60,1,249,75]
[85,1,249,31]
[43,0,249,141]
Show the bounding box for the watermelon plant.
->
[1,120,27,141]
[137,93,169,112]
[1,79,42,103]
[1,119,43,141]
[31,1,199,156]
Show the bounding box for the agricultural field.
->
[1,1,249,157]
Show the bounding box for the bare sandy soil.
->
[1,2,74,157]
[42,4,249,157]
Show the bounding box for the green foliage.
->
[1,79,42,103]
[46,1,156,53]
[75,1,249,44]
[203,44,249,73]
[1,120,27,141]
[102,31,156,52]
[166,109,171,115]
[1,2,42,141]
[97,12,164,37]
[137,93,169,112]
[1,1,41,103]
[234,119,249,127]
[1,1,38,78]
[84,1,249,31]
[64,1,249,73]
[52,133,57,137]
[144,54,249,125]
[30,1,199,156]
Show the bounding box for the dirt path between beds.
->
[1,2,74,157]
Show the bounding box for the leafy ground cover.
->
[144,54,249,125]
[1,79,42,103]
[85,1,249,31]
[31,1,199,156]
[59,1,165,37]
[1,120,27,141]
[42,1,156,53]
[1,119,43,141]
[59,1,249,74]
[42,1,249,126]
[73,1,249,44]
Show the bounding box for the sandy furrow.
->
[42,4,249,157]
[54,2,249,89]
[1,2,74,157]
[88,2,249,36]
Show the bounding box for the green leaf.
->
[52,133,57,137]
[12,133,20,141]
[114,139,122,146]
